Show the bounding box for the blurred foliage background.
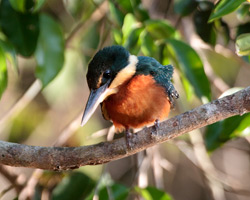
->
[0,0,250,199]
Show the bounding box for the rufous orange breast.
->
[102,74,171,131]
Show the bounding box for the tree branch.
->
[0,165,25,193]
[0,87,250,171]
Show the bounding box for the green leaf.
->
[9,0,45,12]
[8,102,45,143]
[135,186,172,200]
[205,88,250,151]
[237,3,250,20]
[162,44,171,65]
[236,33,250,56]
[242,55,250,63]
[140,30,157,57]
[85,174,129,200]
[140,30,165,61]
[129,0,140,8]
[124,27,143,54]
[35,14,65,87]
[80,22,100,50]
[96,184,129,200]
[202,48,240,86]
[0,39,18,74]
[130,0,149,22]
[145,20,176,40]
[174,0,198,16]
[209,0,245,22]
[80,22,100,63]
[9,0,25,12]
[116,0,133,13]
[193,4,216,46]
[110,184,129,200]
[52,172,95,200]
[180,74,194,101]
[0,0,39,57]
[205,113,250,151]
[167,39,211,102]
[112,28,123,44]
[0,45,8,99]
[219,20,230,45]
[64,0,95,21]
[33,0,46,12]
[109,1,124,27]
[122,13,137,41]
[235,114,250,135]
[236,22,250,37]
[133,7,149,22]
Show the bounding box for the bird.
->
[81,45,179,145]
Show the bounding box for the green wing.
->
[154,64,179,106]
[137,56,179,106]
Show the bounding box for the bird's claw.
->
[168,88,179,109]
[151,119,161,138]
[125,129,135,150]
[154,119,160,129]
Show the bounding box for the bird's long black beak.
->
[81,80,112,126]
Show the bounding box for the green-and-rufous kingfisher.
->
[81,45,179,142]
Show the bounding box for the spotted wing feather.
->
[137,57,179,107]
[154,64,179,106]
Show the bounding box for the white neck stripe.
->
[109,54,138,89]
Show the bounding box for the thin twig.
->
[0,165,25,193]
[152,146,164,189]
[53,112,83,146]
[137,150,152,188]
[66,0,109,47]
[163,0,172,18]
[0,185,14,199]
[0,86,249,170]
[189,130,226,200]
[189,35,230,94]
[174,16,182,29]
[18,169,43,200]
[0,80,42,133]
[175,139,250,196]
[182,18,230,94]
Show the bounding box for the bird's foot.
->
[151,119,161,138]
[154,119,160,129]
[125,128,135,150]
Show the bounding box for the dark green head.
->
[87,45,130,90]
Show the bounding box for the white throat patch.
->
[109,55,138,89]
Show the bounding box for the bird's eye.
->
[103,69,111,79]
[150,70,156,76]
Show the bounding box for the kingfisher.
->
[81,45,179,143]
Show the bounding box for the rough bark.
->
[0,86,250,171]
